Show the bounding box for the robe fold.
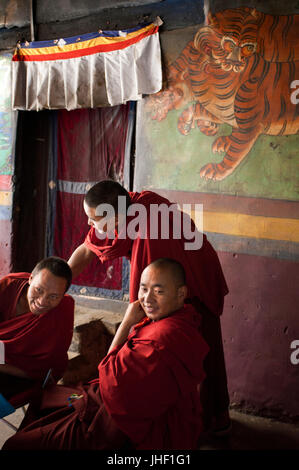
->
[3,304,208,450]
[84,190,228,316]
[0,273,74,382]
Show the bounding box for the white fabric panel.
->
[135,32,162,95]
[104,50,123,106]
[12,30,162,111]
[91,53,110,107]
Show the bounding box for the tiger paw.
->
[199,162,229,181]
[146,97,170,121]
[145,90,174,121]
[146,87,184,121]
[177,104,195,135]
[197,121,219,136]
[212,135,230,154]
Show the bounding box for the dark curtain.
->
[12,111,51,272]
[52,105,130,291]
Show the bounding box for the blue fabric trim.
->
[0,205,12,220]
[19,22,152,49]
[57,180,98,195]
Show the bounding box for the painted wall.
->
[135,5,299,421]
[0,53,16,278]
[1,0,298,421]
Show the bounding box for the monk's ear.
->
[28,274,33,285]
[178,285,188,301]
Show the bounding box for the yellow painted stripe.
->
[190,209,299,243]
[0,191,12,206]
[17,23,155,57]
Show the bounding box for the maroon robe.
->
[3,304,208,450]
[84,190,230,427]
[0,273,74,381]
[85,191,228,315]
[99,304,209,449]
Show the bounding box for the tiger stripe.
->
[273,62,282,88]
[263,92,270,119]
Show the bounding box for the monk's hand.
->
[124,300,146,326]
[107,300,145,353]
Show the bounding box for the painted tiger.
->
[147,7,299,180]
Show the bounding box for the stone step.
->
[72,294,128,314]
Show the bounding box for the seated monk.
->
[3,258,209,451]
[0,256,74,399]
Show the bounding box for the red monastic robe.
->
[85,191,228,315]
[99,304,209,449]
[3,304,208,450]
[0,273,74,381]
[84,191,230,427]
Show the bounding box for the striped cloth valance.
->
[12,19,163,111]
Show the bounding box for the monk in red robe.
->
[3,258,209,450]
[0,256,74,399]
[68,180,230,433]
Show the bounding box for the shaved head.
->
[148,258,186,287]
[84,180,131,214]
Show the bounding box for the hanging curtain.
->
[11,20,162,111]
[52,104,131,294]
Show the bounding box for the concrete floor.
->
[0,407,25,449]
[199,409,299,450]
[1,407,298,450]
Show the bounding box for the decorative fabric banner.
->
[12,19,163,111]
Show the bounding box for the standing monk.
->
[68,180,230,433]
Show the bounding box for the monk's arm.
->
[0,363,29,378]
[68,243,97,279]
[107,300,145,354]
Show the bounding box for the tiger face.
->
[219,36,257,72]
[194,8,258,73]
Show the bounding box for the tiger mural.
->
[148,7,299,181]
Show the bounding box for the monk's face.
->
[27,268,67,315]
[138,266,186,321]
[83,201,117,236]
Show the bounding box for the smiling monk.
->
[0,256,74,397]
[3,258,209,450]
